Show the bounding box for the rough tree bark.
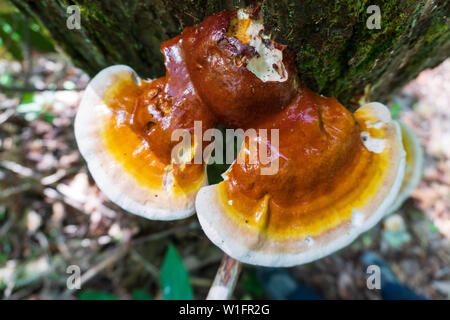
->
[11,0,450,105]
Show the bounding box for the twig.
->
[0,160,34,177]
[62,245,129,298]
[133,222,200,245]
[79,246,129,285]
[8,282,42,300]
[207,254,242,300]
[41,166,82,185]
[130,250,160,280]
[186,252,223,272]
[190,277,212,287]
[43,186,117,219]
[0,182,33,200]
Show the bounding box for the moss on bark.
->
[11,0,450,105]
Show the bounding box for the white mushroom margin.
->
[75,65,207,221]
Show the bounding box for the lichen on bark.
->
[10,0,450,105]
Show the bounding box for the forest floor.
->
[0,51,449,300]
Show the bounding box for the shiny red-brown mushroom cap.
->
[196,100,406,267]
[182,5,298,127]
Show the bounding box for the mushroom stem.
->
[206,254,242,300]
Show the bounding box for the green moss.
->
[10,0,450,104]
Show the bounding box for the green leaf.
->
[20,92,35,104]
[390,102,402,119]
[16,99,55,123]
[160,245,193,300]
[1,13,55,53]
[2,22,12,33]
[243,270,264,297]
[0,207,6,221]
[0,12,55,62]
[0,18,23,61]
[428,221,438,233]
[132,289,153,300]
[79,291,117,300]
[42,111,55,124]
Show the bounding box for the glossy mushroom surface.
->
[76,4,409,266]
[196,99,405,266]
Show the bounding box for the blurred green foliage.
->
[0,0,55,61]
[79,291,118,300]
[0,0,57,125]
[242,270,264,299]
[78,289,152,300]
[132,289,153,300]
[428,221,438,233]
[0,207,6,222]
[16,92,55,123]
[0,73,12,86]
[390,102,402,120]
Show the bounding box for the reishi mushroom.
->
[196,100,406,267]
[75,4,420,268]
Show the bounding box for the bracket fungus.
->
[75,65,211,220]
[75,4,421,267]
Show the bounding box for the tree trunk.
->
[11,0,449,105]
